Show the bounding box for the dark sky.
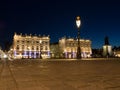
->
[0,0,120,49]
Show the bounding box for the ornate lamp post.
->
[76,16,81,59]
[27,46,30,59]
[10,48,13,59]
[39,40,42,59]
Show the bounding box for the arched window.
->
[45,46,48,50]
[22,45,24,50]
[16,45,19,50]
[32,46,34,50]
[36,46,39,50]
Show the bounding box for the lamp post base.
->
[77,47,81,59]
[40,55,42,59]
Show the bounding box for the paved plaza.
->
[0,58,120,90]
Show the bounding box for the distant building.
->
[50,42,63,58]
[112,46,120,57]
[0,47,7,59]
[114,51,120,57]
[92,48,103,58]
[59,37,92,58]
[103,36,112,57]
[10,33,50,59]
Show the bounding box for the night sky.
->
[0,0,120,49]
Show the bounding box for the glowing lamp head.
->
[76,16,81,28]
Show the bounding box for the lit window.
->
[36,41,39,43]
[22,41,24,44]
[16,45,19,50]
[22,52,24,55]
[22,45,24,50]
[27,41,30,43]
[40,46,43,50]
[45,46,47,50]
[17,40,19,43]
[32,46,34,50]
[36,46,39,50]
[45,42,48,45]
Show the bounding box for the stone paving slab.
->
[0,59,120,90]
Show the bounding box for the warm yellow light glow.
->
[27,46,30,50]
[59,37,92,58]
[76,16,81,28]
[116,54,120,57]
[39,40,42,44]
[4,54,7,58]
[77,16,80,20]
[13,33,50,59]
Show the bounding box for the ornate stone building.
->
[59,37,92,58]
[11,33,50,59]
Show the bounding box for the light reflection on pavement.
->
[0,59,120,90]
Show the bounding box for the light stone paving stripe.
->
[0,59,120,90]
[0,60,19,90]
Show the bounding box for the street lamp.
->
[76,16,81,59]
[39,40,42,59]
[10,48,13,59]
[27,46,30,59]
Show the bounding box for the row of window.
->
[65,48,91,51]
[66,43,90,47]
[15,52,48,56]
[16,40,49,45]
[16,45,48,51]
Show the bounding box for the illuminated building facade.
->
[0,47,7,59]
[12,33,50,59]
[103,36,112,57]
[59,37,92,58]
